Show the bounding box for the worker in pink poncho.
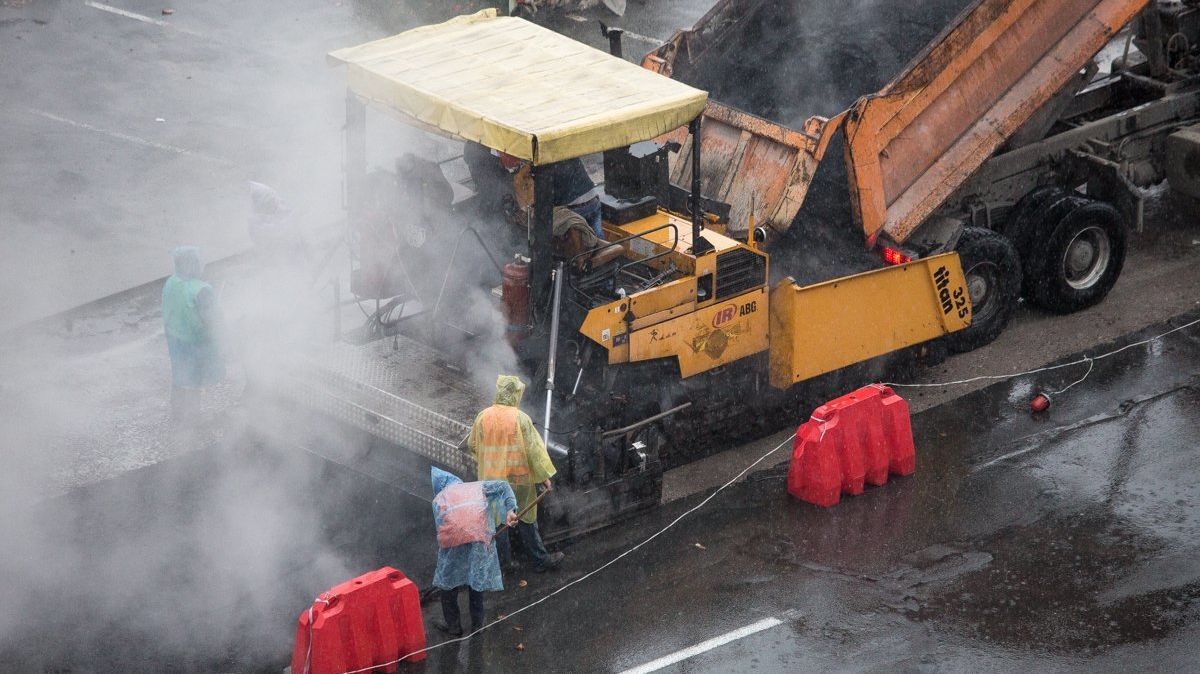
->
[430,467,518,637]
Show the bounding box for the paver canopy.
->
[328,9,708,165]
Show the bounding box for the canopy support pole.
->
[690,117,713,255]
[543,263,564,446]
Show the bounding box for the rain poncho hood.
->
[430,467,516,593]
[494,375,525,407]
[171,246,203,280]
[432,466,460,495]
[164,246,209,344]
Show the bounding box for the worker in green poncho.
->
[468,374,564,572]
[162,246,223,419]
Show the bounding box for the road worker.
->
[468,375,564,572]
[463,141,513,222]
[552,207,623,272]
[548,157,603,238]
[498,153,602,239]
[430,467,519,637]
[161,246,223,420]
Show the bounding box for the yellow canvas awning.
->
[328,10,709,165]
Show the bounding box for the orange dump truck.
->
[646,0,1200,351]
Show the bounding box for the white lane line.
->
[29,109,232,165]
[612,29,663,46]
[618,617,784,674]
[563,13,664,46]
[83,1,204,37]
[84,1,170,26]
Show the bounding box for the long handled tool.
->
[493,487,551,539]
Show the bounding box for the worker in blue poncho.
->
[162,246,223,419]
[431,467,519,637]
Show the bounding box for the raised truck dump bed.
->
[842,0,1150,245]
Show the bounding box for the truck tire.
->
[945,227,1022,354]
[1027,199,1126,313]
[1002,185,1067,296]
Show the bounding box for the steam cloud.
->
[0,2,500,670]
[0,2,977,670]
[692,0,975,126]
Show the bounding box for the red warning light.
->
[1030,393,1050,413]
[880,247,912,266]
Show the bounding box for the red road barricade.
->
[788,384,915,507]
[292,567,426,674]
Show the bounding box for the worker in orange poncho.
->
[468,375,564,572]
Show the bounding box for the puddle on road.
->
[912,388,1200,652]
[915,509,1169,650]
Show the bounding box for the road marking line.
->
[563,13,664,45]
[618,617,784,674]
[84,1,170,26]
[28,109,231,165]
[613,29,662,46]
[83,1,204,36]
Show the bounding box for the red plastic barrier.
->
[787,385,916,507]
[880,388,916,476]
[291,567,426,674]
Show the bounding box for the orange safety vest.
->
[474,405,532,484]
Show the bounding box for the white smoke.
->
[0,0,442,670]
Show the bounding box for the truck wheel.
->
[1027,199,1127,313]
[1003,185,1067,296]
[945,227,1021,353]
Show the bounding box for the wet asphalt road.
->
[448,310,1200,673]
[0,0,362,330]
[1,310,1197,672]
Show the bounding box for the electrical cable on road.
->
[882,316,1200,390]
[338,431,799,673]
[1047,356,1094,396]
